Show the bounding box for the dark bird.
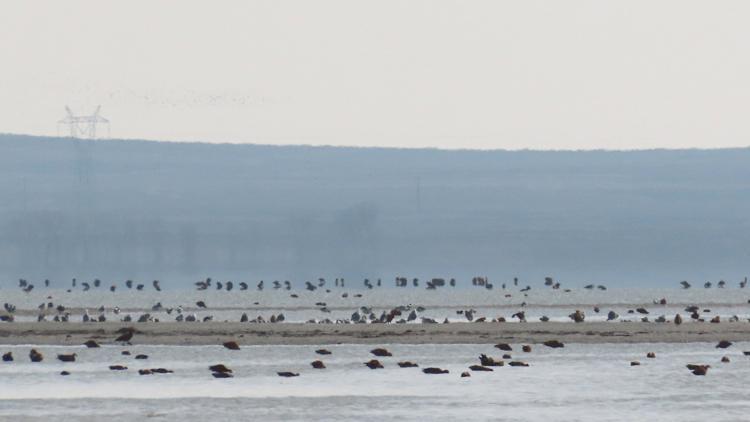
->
[569,310,585,323]
[494,343,512,351]
[370,348,392,357]
[115,327,135,344]
[397,361,418,368]
[209,364,232,373]
[223,341,240,350]
[365,359,384,369]
[277,372,299,377]
[29,349,43,362]
[716,340,733,349]
[479,354,504,367]
[512,311,526,322]
[687,364,710,376]
[2,352,12,362]
[83,340,100,348]
[543,340,565,348]
[109,365,128,371]
[508,361,529,367]
[196,301,207,309]
[422,367,449,374]
[315,349,332,355]
[152,280,161,291]
[469,365,493,372]
[311,360,326,369]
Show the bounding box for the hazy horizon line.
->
[2,131,749,154]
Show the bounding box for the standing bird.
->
[115,328,135,344]
[29,349,44,362]
[153,280,161,291]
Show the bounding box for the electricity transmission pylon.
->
[57,106,110,139]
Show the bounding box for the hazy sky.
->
[1,1,749,149]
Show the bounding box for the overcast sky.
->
[1,1,749,150]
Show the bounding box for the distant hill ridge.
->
[1,133,748,287]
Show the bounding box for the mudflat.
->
[1,321,748,346]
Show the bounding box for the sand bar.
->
[1,321,750,346]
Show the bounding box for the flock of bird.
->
[1,331,742,379]
[9,275,749,295]
[2,276,750,381]
[2,275,750,326]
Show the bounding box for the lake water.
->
[0,342,747,421]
